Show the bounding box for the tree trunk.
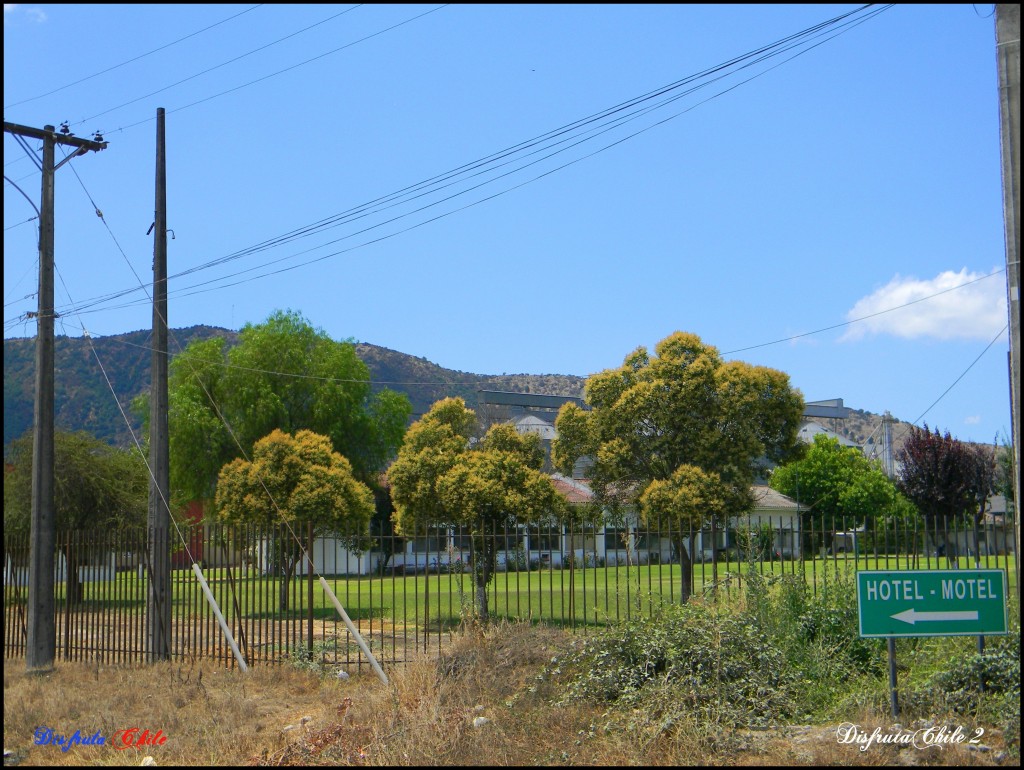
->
[279,557,297,612]
[475,580,489,622]
[676,531,692,603]
[472,536,493,621]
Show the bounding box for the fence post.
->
[307,522,314,660]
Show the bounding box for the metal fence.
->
[3,514,1018,672]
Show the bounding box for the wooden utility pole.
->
[148,108,172,661]
[3,122,107,673]
[994,5,1020,572]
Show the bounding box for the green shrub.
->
[930,632,1019,701]
[794,597,884,678]
[926,631,1020,744]
[287,637,346,677]
[554,601,796,728]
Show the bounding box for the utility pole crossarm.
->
[4,121,108,152]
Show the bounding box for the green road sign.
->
[857,569,1008,638]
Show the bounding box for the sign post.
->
[857,569,1009,718]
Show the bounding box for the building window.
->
[527,522,561,553]
[635,529,659,551]
[568,525,596,553]
[604,527,631,551]
[411,526,447,553]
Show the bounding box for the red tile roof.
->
[550,475,594,504]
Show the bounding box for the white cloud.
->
[964,415,981,425]
[4,5,46,22]
[840,268,1007,342]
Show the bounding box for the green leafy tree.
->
[769,432,915,554]
[552,331,804,601]
[215,428,375,610]
[157,309,410,510]
[388,397,567,619]
[896,424,996,559]
[3,430,148,603]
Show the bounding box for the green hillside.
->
[3,326,585,450]
[5,326,928,456]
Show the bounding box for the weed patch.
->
[554,601,798,728]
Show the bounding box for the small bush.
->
[554,601,797,728]
[794,595,884,678]
[926,631,1020,746]
[287,637,344,677]
[930,632,1020,702]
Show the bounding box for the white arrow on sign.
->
[891,608,979,625]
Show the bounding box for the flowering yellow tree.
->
[215,428,374,609]
[553,331,804,601]
[388,398,566,619]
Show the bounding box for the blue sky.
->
[3,4,1012,446]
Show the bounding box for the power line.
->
[44,4,893,321]
[162,5,891,280]
[70,5,364,130]
[3,5,265,110]
[3,215,37,232]
[721,268,1007,356]
[905,325,1009,434]
[41,271,1005,394]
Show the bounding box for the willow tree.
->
[552,331,804,601]
[388,397,567,619]
[215,428,375,610]
[158,309,410,510]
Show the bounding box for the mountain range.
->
[4,325,907,452]
[3,325,585,449]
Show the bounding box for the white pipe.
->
[192,563,248,672]
[318,575,388,685]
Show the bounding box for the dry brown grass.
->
[2,622,1016,766]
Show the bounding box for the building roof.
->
[549,476,801,512]
[751,485,801,511]
[797,419,858,448]
[512,414,558,440]
[549,473,594,504]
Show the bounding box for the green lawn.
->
[16,554,1018,631]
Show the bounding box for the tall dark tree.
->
[3,430,148,603]
[896,424,996,559]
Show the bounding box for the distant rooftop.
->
[797,419,859,448]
